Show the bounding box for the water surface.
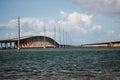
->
[0,47,120,80]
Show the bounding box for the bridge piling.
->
[0,43,1,48]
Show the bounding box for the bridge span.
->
[0,36,59,49]
[84,41,120,47]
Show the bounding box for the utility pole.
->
[68,32,70,45]
[18,16,20,50]
[63,29,64,48]
[43,24,46,48]
[66,32,67,47]
[59,26,61,48]
[54,26,56,48]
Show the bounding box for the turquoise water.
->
[0,47,120,80]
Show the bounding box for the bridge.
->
[84,41,120,47]
[0,36,59,49]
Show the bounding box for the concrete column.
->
[5,42,7,48]
[2,43,4,48]
[0,43,1,48]
[21,42,23,48]
[1,43,3,48]
[12,42,15,48]
[15,42,17,48]
[10,42,12,48]
[7,43,9,48]
[23,42,25,48]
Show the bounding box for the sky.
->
[0,0,120,45]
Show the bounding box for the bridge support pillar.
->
[10,42,12,48]
[1,43,3,48]
[5,42,7,49]
[0,43,1,48]
[12,42,14,48]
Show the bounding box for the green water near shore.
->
[0,47,120,80]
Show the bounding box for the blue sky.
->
[0,0,120,45]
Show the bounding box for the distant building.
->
[0,36,59,49]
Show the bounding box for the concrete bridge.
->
[0,36,59,49]
[84,41,120,47]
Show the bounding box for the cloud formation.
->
[0,11,119,44]
[59,11,93,33]
[74,0,120,14]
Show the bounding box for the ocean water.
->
[0,47,120,80]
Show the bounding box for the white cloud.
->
[0,19,16,28]
[60,11,68,18]
[0,17,45,40]
[74,0,120,14]
[20,17,44,31]
[67,12,92,25]
[58,11,93,33]
[90,25,102,32]
[59,12,93,25]
[8,19,17,27]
